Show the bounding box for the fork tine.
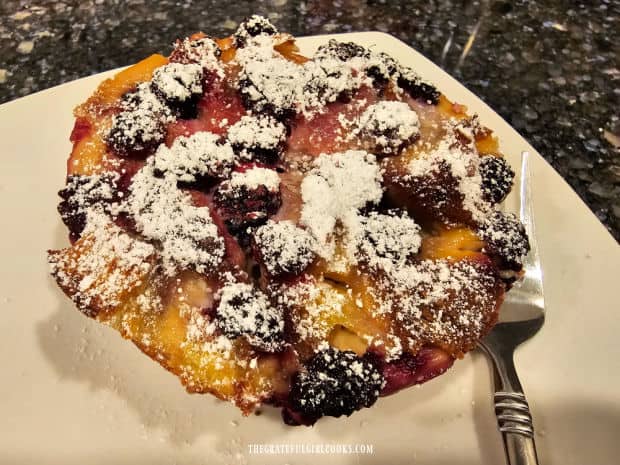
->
[517,152,545,304]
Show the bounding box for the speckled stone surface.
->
[1,0,618,240]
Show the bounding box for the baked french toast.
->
[48,15,529,425]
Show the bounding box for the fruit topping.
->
[289,347,384,420]
[355,101,420,156]
[253,220,316,277]
[479,155,515,204]
[314,39,370,62]
[213,166,282,233]
[302,57,359,107]
[106,110,166,158]
[57,173,119,241]
[150,62,204,118]
[351,210,421,271]
[234,15,279,47]
[120,82,175,122]
[378,347,454,396]
[236,45,300,121]
[153,131,235,185]
[215,282,285,352]
[397,65,440,104]
[226,115,287,164]
[169,36,222,73]
[366,52,399,87]
[477,210,530,269]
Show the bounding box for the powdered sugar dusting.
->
[254,220,316,275]
[407,123,491,222]
[228,166,280,191]
[153,131,235,182]
[301,57,362,112]
[216,282,285,352]
[234,15,278,47]
[108,110,164,148]
[478,211,529,266]
[48,210,155,315]
[124,162,225,274]
[378,259,498,353]
[121,82,175,123]
[300,150,383,258]
[349,211,422,272]
[355,101,420,155]
[50,19,526,418]
[236,35,302,116]
[151,63,203,102]
[170,36,224,77]
[227,115,286,152]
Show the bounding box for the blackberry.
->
[153,131,236,185]
[58,173,118,241]
[120,83,169,116]
[478,210,530,270]
[289,348,384,420]
[215,282,285,352]
[356,101,420,156]
[234,15,278,47]
[226,115,287,165]
[238,75,297,123]
[303,59,358,106]
[213,166,282,234]
[169,36,221,65]
[479,155,515,204]
[150,63,204,119]
[354,210,421,270]
[314,39,370,62]
[252,220,316,277]
[106,110,166,158]
[397,66,440,105]
[366,52,399,86]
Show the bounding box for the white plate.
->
[0,32,618,465]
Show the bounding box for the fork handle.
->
[489,350,540,465]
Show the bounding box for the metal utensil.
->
[479,151,545,465]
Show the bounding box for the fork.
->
[478,151,545,465]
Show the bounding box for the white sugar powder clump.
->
[124,162,225,274]
[153,131,236,182]
[349,211,422,273]
[355,101,420,155]
[226,115,286,151]
[48,210,155,315]
[171,36,224,77]
[254,220,316,275]
[234,15,278,46]
[300,150,383,258]
[108,110,165,151]
[151,63,203,102]
[235,36,303,116]
[121,82,175,123]
[228,166,281,191]
[234,35,371,119]
[301,57,362,111]
[216,282,285,352]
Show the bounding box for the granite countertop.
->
[1,0,618,240]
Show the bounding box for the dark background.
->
[1,0,618,240]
